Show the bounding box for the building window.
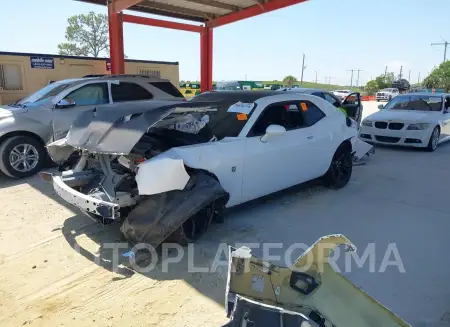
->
[0,64,23,91]
[139,68,161,78]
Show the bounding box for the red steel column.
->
[108,3,125,74]
[200,26,213,92]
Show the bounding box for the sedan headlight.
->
[361,120,373,127]
[406,123,430,130]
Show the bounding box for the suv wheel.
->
[0,136,46,178]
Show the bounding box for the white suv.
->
[376,88,399,102]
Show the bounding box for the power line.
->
[347,69,363,87]
[356,69,364,87]
[347,70,355,87]
[300,53,307,85]
[431,39,449,63]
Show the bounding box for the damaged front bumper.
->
[51,173,120,219]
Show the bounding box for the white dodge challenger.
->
[43,91,357,247]
[359,92,450,151]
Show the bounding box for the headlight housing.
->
[361,120,373,127]
[407,123,430,130]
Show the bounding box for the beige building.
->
[0,51,180,105]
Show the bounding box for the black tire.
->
[322,142,353,189]
[426,126,440,152]
[168,201,215,246]
[0,135,46,178]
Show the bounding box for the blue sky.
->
[1,0,448,85]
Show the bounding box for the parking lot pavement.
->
[0,102,450,326]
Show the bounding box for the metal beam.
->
[111,0,141,13]
[183,0,241,11]
[208,0,309,28]
[200,26,213,92]
[108,6,125,73]
[139,0,211,19]
[122,14,202,33]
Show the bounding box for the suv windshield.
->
[16,81,73,106]
[384,95,443,112]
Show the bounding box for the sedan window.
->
[324,93,341,107]
[312,92,325,99]
[249,102,306,136]
[63,83,109,106]
[302,101,326,126]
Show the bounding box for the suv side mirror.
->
[55,99,76,109]
[260,124,286,142]
[378,104,384,110]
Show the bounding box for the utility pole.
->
[408,70,411,81]
[418,72,421,84]
[399,65,403,79]
[431,39,449,63]
[384,66,388,82]
[356,69,363,87]
[314,70,318,84]
[347,69,355,87]
[300,53,307,85]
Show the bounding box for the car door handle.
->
[306,135,314,140]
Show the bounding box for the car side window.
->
[111,82,153,102]
[324,93,340,107]
[248,102,306,137]
[312,92,325,99]
[445,96,450,111]
[302,101,326,126]
[63,83,109,106]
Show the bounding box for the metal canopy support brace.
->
[209,0,309,28]
[200,26,213,92]
[108,2,125,74]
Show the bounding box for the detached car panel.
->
[225,235,411,327]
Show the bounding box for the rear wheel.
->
[169,201,215,245]
[322,142,353,189]
[426,126,440,152]
[0,135,46,178]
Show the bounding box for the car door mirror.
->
[260,124,286,142]
[55,99,76,109]
[378,104,384,110]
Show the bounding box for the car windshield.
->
[384,95,443,112]
[381,88,392,92]
[16,81,73,106]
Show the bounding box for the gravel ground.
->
[0,101,449,327]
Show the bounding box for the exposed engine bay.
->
[45,105,229,247]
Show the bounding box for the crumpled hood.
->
[0,106,27,117]
[66,100,216,155]
[367,109,436,123]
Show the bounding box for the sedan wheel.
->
[426,126,440,152]
[0,135,46,178]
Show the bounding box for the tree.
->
[423,61,450,91]
[364,72,395,95]
[283,75,297,87]
[58,12,109,57]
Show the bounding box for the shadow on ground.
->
[60,179,323,306]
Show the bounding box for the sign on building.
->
[30,56,54,69]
